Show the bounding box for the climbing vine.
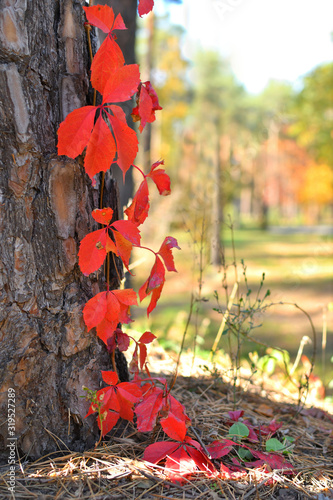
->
[57,2,296,484]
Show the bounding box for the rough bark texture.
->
[0,0,122,461]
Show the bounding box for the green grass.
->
[131,226,333,385]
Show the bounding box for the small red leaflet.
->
[144,434,217,484]
[83,289,137,345]
[138,0,154,17]
[132,81,162,132]
[78,207,140,275]
[58,69,140,178]
[125,161,171,226]
[86,370,142,436]
[138,237,179,315]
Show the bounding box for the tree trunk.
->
[93,0,138,211]
[0,0,122,461]
[211,121,223,266]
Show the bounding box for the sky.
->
[156,0,333,94]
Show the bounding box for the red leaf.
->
[57,106,96,159]
[112,230,133,270]
[132,81,162,131]
[84,114,117,179]
[148,160,171,195]
[134,84,153,132]
[83,289,137,342]
[90,36,125,94]
[138,0,154,16]
[83,291,108,331]
[139,331,156,344]
[107,106,138,177]
[124,179,149,226]
[92,207,114,225]
[161,414,187,441]
[135,387,164,432]
[107,329,131,352]
[186,446,217,476]
[206,439,236,459]
[158,236,180,272]
[168,395,190,425]
[164,447,196,483]
[139,256,165,316]
[117,382,142,404]
[103,64,140,104]
[139,343,147,369]
[112,288,138,307]
[99,410,120,436]
[262,419,283,435]
[96,317,118,345]
[101,370,118,386]
[144,440,179,464]
[228,410,244,421]
[146,256,165,293]
[111,220,141,245]
[83,5,126,33]
[78,228,108,275]
[249,450,294,470]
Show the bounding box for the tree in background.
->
[188,50,246,264]
[290,62,333,166]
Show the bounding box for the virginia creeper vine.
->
[57,1,296,484]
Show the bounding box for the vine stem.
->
[133,164,146,178]
[84,23,97,106]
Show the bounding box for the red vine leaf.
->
[57,106,96,159]
[124,178,149,226]
[101,370,118,386]
[78,228,112,276]
[132,81,162,131]
[139,331,156,344]
[147,160,171,195]
[144,436,217,484]
[103,64,140,103]
[206,439,237,458]
[111,220,141,245]
[138,0,154,17]
[139,256,165,316]
[83,289,137,345]
[86,370,141,436]
[158,236,180,272]
[107,328,130,352]
[91,37,125,93]
[83,5,126,34]
[107,106,139,178]
[135,386,164,432]
[143,440,179,464]
[125,161,171,226]
[84,113,117,178]
[58,103,138,179]
[92,207,114,225]
[161,413,187,441]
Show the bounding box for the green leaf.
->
[266,438,284,452]
[228,422,250,440]
[237,447,253,461]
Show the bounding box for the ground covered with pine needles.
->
[1,347,332,500]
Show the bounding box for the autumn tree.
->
[0,0,136,460]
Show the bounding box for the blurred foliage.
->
[137,15,333,229]
[289,62,333,165]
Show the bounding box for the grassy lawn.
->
[130,226,333,385]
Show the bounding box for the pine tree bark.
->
[0,0,124,460]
